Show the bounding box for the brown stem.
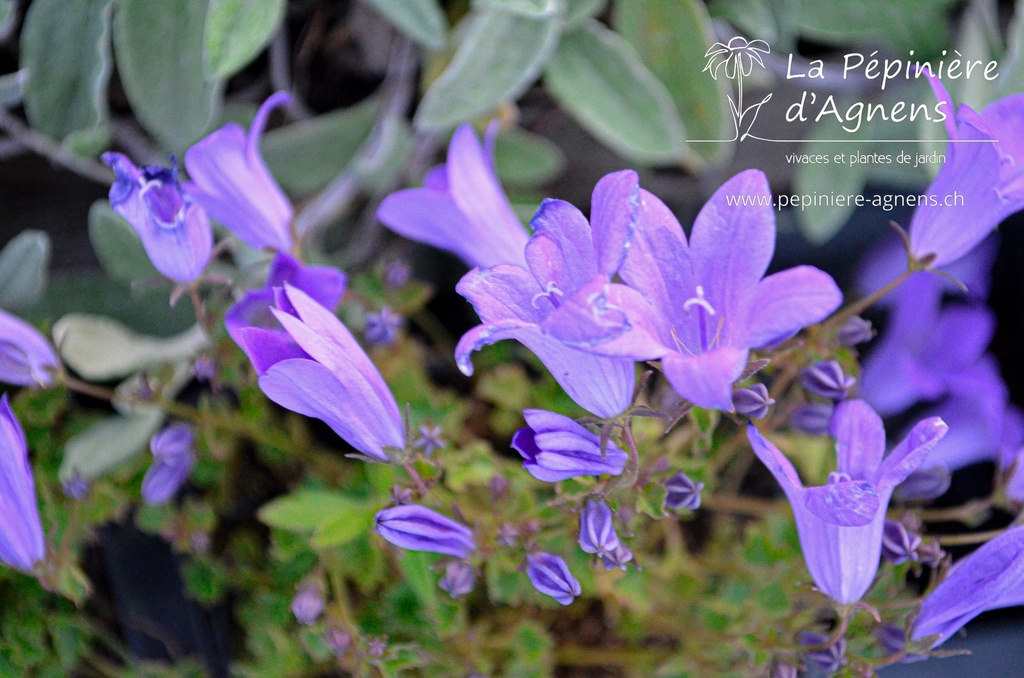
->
[936,527,1008,546]
[0,109,114,184]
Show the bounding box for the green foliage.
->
[204,0,287,79]
[359,0,448,51]
[0,230,50,312]
[88,201,160,283]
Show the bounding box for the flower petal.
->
[740,266,842,348]
[803,481,880,527]
[830,399,886,481]
[661,346,748,411]
[589,169,639,276]
[875,416,948,489]
[525,198,597,292]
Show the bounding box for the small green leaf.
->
[359,0,448,50]
[60,409,164,481]
[51,315,208,381]
[615,0,731,164]
[0,230,50,312]
[113,0,223,150]
[494,127,566,186]
[415,7,563,130]
[795,0,958,56]
[474,0,559,16]
[545,19,687,164]
[204,0,286,79]
[20,0,113,142]
[88,201,160,282]
[311,507,376,549]
[262,98,380,195]
[258,490,368,533]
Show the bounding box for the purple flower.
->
[374,504,475,558]
[570,170,841,411]
[325,628,351,657]
[413,425,444,456]
[836,316,873,346]
[664,471,704,510]
[141,424,196,506]
[600,543,634,571]
[733,383,774,419]
[578,499,619,559]
[364,307,403,346]
[185,92,294,252]
[511,409,628,482]
[912,525,1024,648]
[801,360,855,401]
[798,631,847,674]
[438,560,475,598]
[909,77,1024,268]
[100,153,212,283]
[291,586,324,625]
[61,472,89,500]
[455,170,641,417]
[769,661,798,678]
[894,465,952,502]
[377,122,528,270]
[0,395,45,571]
[384,260,412,288]
[226,252,346,374]
[748,399,947,603]
[881,519,921,565]
[242,284,403,460]
[860,273,995,416]
[526,552,581,605]
[791,402,834,436]
[0,308,59,387]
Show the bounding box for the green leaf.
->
[60,409,164,481]
[794,0,958,56]
[359,0,448,50]
[204,0,286,79]
[51,315,208,381]
[494,127,566,186]
[261,98,381,195]
[998,0,1024,97]
[311,506,377,549]
[0,70,24,109]
[113,0,223,150]
[19,0,113,142]
[615,0,731,164]
[258,490,368,533]
[707,0,799,48]
[504,621,554,678]
[545,19,687,164]
[0,230,50,312]
[415,7,563,130]
[88,201,160,282]
[565,0,607,25]
[397,550,440,617]
[474,0,560,16]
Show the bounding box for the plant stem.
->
[936,527,1008,546]
[0,109,114,184]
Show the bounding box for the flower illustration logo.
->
[703,37,773,141]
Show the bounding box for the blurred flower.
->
[917,540,946,568]
[245,285,403,460]
[600,543,634,571]
[325,628,351,657]
[894,465,952,502]
[291,586,324,625]
[0,395,45,571]
[881,519,921,565]
[910,77,1024,268]
[414,424,444,456]
[572,170,841,411]
[791,402,834,435]
[496,522,519,547]
[798,631,847,674]
[61,472,89,501]
[374,504,475,558]
[511,410,628,482]
[377,122,528,270]
[101,153,212,283]
[578,499,619,559]
[226,251,346,374]
[874,624,908,656]
[186,92,294,252]
[732,383,774,419]
[526,552,581,605]
[664,471,704,510]
[384,260,412,288]
[455,170,641,417]
[365,307,403,346]
[438,561,475,599]
[141,424,196,506]
[389,485,413,505]
[836,316,873,346]
[366,637,387,657]
[748,400,947,603]
[912,525,1024,647]
[861,273,995,416]
[802,360,855,401]
[0,309,59,387]
[769,660,798,678]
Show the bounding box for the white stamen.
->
[682,286,716,316]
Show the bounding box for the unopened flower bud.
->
[874,624,905,656]
[291,586,324,625]
[770,661,798,678]
[733,383,774,419]
[438,561,476,599]
[414,424,444,456]
[385,260,411,289]
[894,465,951,501]
[802,360,856,400]
[365,306,403,345]
[488,475,509,501]
[791,403,834,435]
[512,410,628,481]
[366,637,387,657]
[664,472,704,511]
[374,504,475,558]
[62,472,89,500]
[325,627,351,657]
[799,631,847,675]
[578,499,619,559]
[600,543,634,571]
[526,552,581,605]
[497,522,519,547]
[881,519,921,565]
[917,540,946,568]
[836,316,873,346]
[141,424,196,506]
